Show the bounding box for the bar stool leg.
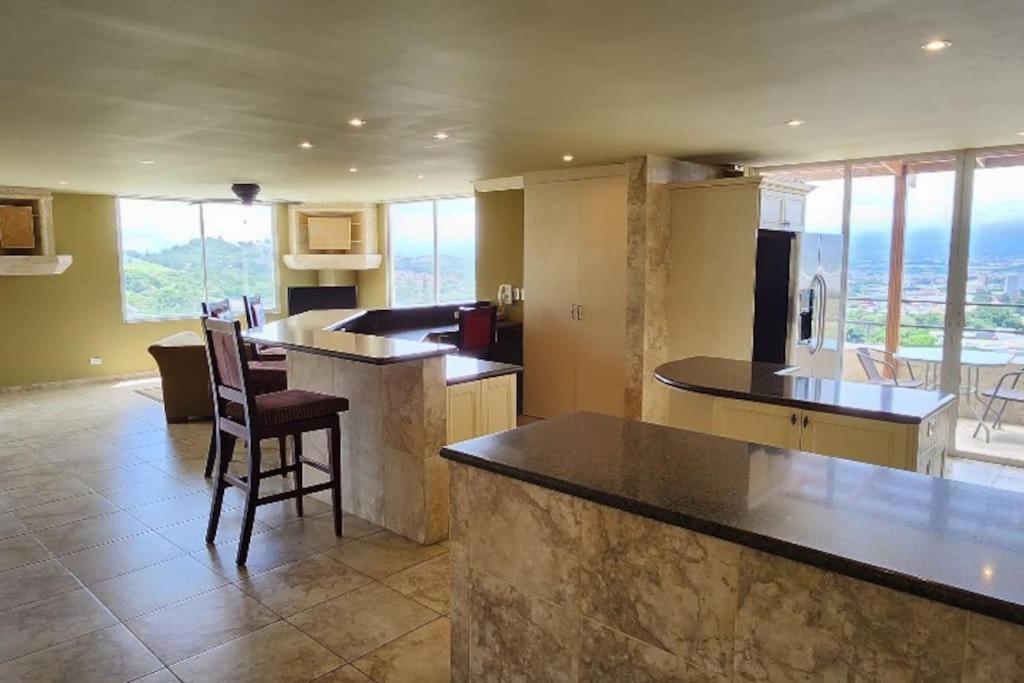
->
[278,436,287,478]
[206,430,236,543]
[329,418,343,537]
[236,439,263,565]
[293,434,304,517]
[204,428,217,478]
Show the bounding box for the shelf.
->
[0,254,73,276]
[283,253,382,271]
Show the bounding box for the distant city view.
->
[790,165,1024,357]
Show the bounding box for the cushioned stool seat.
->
[228,390,349,426]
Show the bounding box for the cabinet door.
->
[712,398,801,450]
[447,381,482,444]
[574,175,627,417]
[480,375,517,435]
[799,411,899,468]
[782,194,806,232]
[758,189,784,230]
[523,180,578,418]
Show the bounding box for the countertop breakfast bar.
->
[245,308,520,544]
[442,412,1024,681]
[655,355,958,476]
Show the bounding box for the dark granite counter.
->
[244,309,456,365]
[244,310,522,384]
[441,412,1024,626]
[445,356,522,386]
[655,356,956,424]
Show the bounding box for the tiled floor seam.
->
[348,613,448,680]
[46,527,155,558]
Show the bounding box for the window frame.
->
[115,197,279,324]
[386,195,476,308]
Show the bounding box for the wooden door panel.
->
[523,181,578,418]
[799,412,897,468]
[712,398,801,450]
[481,375,517,434]
[447,382,482,444]
[574,175,627,417]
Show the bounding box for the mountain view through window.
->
[118,199,276,320]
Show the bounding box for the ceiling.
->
[1,0,1023,202]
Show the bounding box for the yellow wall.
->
[0,193,315,388]
[475,189,524,321]
[355,204,390,308]
[330,195,524,313]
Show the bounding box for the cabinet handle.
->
[576,304,584,321]
[802,415,809,428]
[570,304,576,320]
[790,414,797,425]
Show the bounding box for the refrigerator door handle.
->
[813,273,827,355]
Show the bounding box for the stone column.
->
[288,351,448,544]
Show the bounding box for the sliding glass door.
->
[953,149,1024,464]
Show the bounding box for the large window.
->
[118,198,276,321]
[389,197,476,307]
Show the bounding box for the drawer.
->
[918,406,952,453]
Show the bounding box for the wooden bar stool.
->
[243,293,288,361]
[202,317,348,565]
[201,300,289,478]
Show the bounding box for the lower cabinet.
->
[707,396,952,475]
[447,374,518,444]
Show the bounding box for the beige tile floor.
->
[2,380,1023,682]
[0,380,450,682]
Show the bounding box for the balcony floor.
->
[955,416,1024,469]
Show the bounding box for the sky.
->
[805,166,1024,235]
[390,197,476,258]
[119,199,273,253]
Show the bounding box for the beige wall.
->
[354,204,390,309]
[0,193,315,388]
[354,196,525,314]
[475,189,524,321]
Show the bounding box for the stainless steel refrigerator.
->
[791,232,844,378]
[752,231,845,379]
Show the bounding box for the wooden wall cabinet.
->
[0,206,35,248]
[523,167,627,419]
[446,375,518,444]
[704,394,953,475]
[665,177,812,365]
[284,203,381,270]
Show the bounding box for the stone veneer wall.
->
[288,350,448,544]
[449,462,1024,681]
[624,156,722,424]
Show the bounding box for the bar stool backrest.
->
[243,294,268,329]
[201,316,256,429]
[202,299,233,321]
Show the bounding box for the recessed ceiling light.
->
[416,174,425,179]
[432,132,451,141]
[785,119,805,127]
[58,180,68,185]
[299,141,314,149]
[921,39,952,52]
[562,154,574,162]
[348,118,366,128]
[140,159,156,165]
[1017,131,1024,136]
[348,167,359,173]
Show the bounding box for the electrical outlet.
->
[89,357,102,366]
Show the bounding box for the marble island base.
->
[288,350,448,544]
[449,462,1024,681]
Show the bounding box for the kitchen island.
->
[245,308,520,544]
[442,412,1024,681]
[655,355,957,476]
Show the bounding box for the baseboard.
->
[0,371,159,394]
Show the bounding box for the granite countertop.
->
[244,309,456,365]
[441,412,1024,626]
[445,355,522,386]
[655,356,956,423]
